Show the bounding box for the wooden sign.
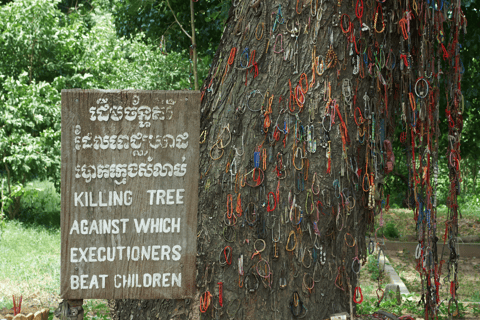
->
[60,90,199,300]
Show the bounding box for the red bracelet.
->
[353,286,363,304]
[340,14,352,35]
[267,192,277,212]
[224,246,232,265]
[355,0,363,20]
[218,282,223,307]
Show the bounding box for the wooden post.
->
[54,299,84,320]
[349,285,354,320]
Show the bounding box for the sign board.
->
[60,90,199,300]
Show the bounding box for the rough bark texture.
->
[110,0,464,317]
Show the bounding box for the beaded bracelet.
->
[286,230,297,252]
[246,89,262,112]
[209,143,224,161]
[244,266,259,293]
[251,239,266,259]
[255,258,272,288]
[223,226,236,243]
[245,202,257,226]
[302,272,314,293]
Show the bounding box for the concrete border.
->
[378,250,410,296]
[383,240,480,258]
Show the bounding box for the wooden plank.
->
[60,90,200,300]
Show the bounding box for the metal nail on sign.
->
[60,90,200,300]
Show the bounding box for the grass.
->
[0,220,111,319]
[0,296,13,310]
[83,300,111,319]
[0,220,61,305]
[378,207,480,241]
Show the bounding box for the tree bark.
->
[111,0,404,318]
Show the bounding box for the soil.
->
[0,275,60,319]
[0,298,114,319]
[0,298,56,319]
[0,286,58,318]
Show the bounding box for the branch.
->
[190,0,198,90]
[161,21,177,39]
[165,0,191,39]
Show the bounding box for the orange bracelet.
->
[299,73,309,94]
[199,291,212,313]
[236,193,242,216]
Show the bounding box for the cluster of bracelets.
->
[197,0,465,318]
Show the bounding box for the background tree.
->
[113,0,228,54]
[454,0,480,198]
[113,0,230,89]
[0,0,207,226]
[111,0,464,319]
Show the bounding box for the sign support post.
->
[54,300,84,320]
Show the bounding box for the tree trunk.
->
[111,0,462,318]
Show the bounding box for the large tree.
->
[111,0,464,318]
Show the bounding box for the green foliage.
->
[356,294,467,319]
[374,221,400,239]
[70,11,197,90]
[16,180,61,227]
[0,0,198,225]
[383,222,400,239]
[0,213,5,232]
[0,74,62,222]
[0,190,5,232]
[0,73,62,185]
[355,294,422,317]
[0,0,84,83]
[113,0,228,55]
[470,291,480,302]
[473,304,480,317]
[457,194,480,218]
[0,296,13,311]
[365,253,383,281]
[83,300,111,319]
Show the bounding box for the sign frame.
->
[60,89,199,300]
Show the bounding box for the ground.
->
[0,208,479,319]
